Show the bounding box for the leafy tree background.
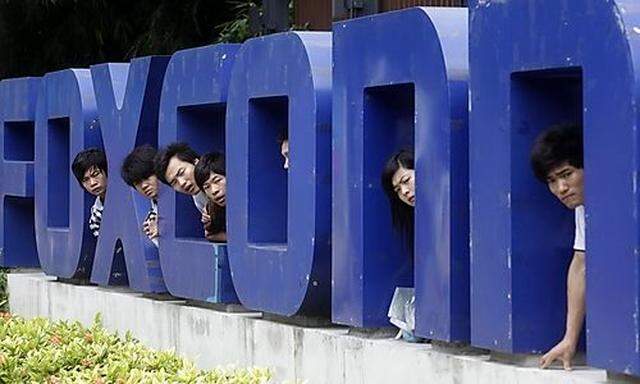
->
[0,0,266,79]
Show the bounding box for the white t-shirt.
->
[192,191,207,213]
[573,205,585,252]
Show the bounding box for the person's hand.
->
[201,212,211,225]
[204,227,216,242]
[142,216,159,239]
[540,338,577,370]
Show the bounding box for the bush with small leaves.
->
[0,313,272,383]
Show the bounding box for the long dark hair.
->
[381,149,415,245]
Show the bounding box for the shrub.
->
[0,313,272,383]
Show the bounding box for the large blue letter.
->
[0,78,40,267]
[157,44,239,301]
[89,57,168,293]
[35,70,100,278]
[226,32,332,315]
[470,0,640,374]
[332,7,469,340]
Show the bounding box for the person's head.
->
[194,152,227,207]
[381,149,415,235]
[72,148,108,199]
[121,145,159,200]
[154,142,200,195]
[531,123,584,209]
[278,132,289,170]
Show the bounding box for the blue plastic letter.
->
[89,57,168,292]
[157,44,239,301]
[226,32,332,315]
[332,7,469,340]
[35,70,101,278]
[0,78,41,267]
[470,0,640,374]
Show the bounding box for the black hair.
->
[154,142,199,185]
[530,123,583,182]
[277,131,288,145]
[121,145,157,187]
[72,148,108,186]
[381,149,415,243]
[194,152,226,191]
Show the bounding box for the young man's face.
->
[165,156,199,195]
[81,166,107,199]
[280,140,289,170]
[134,175,158,200]
[546,162,584,209]
[202,172,226,207]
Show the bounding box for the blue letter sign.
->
[470,0,640,374]
[0,78,41,267]
[157,44,239,302]
[89,57,168,292]
[332,7,469,341]
[35,69,101,278]
[226,32,332,315]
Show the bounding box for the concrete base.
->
[8,272,617,384]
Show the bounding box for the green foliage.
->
[0,313,272,383]
[215,0,303,44]
[215,1,259,44]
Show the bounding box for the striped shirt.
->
[146,200,159,247]
[89,197,104,238]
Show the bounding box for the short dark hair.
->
[72,148,107,186]
[530,123,583,182]
[121,145,157,187]
[154,142,199,185]
[277,131,288,145]
[194,152,226,191]
[381,149,415,244]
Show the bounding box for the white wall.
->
[8,272,611,384]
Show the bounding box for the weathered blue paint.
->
[89,57,168,292]
[34,69,101,278]
[332,7,469,341]
[157,44,239,302]
[226,32,332,316]
[469,0,640,373]
[0,78,41,267]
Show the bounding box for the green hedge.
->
[0,313,272,383]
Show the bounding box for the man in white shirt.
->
[71,148,108,238]
[530,123,585,370]
[154,142,210,232]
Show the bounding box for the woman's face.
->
[391,165,415,207]
[202,172,226,206]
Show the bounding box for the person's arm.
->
[205,230,227,242]
[540,250,586,370]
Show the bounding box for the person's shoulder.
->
[193,191,207,211]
